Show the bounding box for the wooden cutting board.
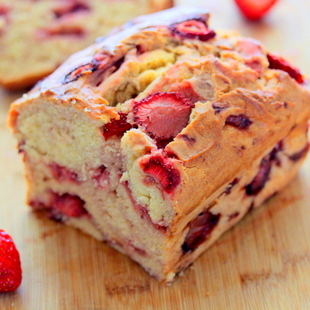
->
[1,0,310,309]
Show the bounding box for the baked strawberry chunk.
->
[0,5,10,26]
[246,155,272,195]
[289,143,310,162]
[182,211,221,253]
[236,39,262,56]
[92,165,110,188]
[168,80,204,103]
[170,19,216,41]
[48,162,78,182]
[123,181,167,230]
[53,1,90,19]
[0,230,22,292]
[39,25,85,38]
[267,53,304,84]
[63,55,111,83]
[225,114,252,129]
[133,92,194,145]
[102,112,133,140]
[51,193,88,218]
[64,63,96,83]
[140,152,181,194]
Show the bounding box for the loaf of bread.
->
[9,6,310,282]
[0,0,172,90]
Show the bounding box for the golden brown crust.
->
[168,78,310,232]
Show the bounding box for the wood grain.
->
[1,0,310,309]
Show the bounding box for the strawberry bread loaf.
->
[0,0,172,90]
[9,7,310,282]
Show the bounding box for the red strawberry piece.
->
[63,63,95,83]
[52,193,88,217]
[234,0,278,21]
[29,199,48,210]
[92,165,110,188]
[236,39,262,56]
[289,143,309,162]
[133,92,194,143]
[182,211,221,253]
[0,5,10,16]
[267,53,304,84]
[169,80,203,103]
[245,156,272,195]
[245,59,264,74]
[43,25,85,37]
[140,153,181,194]
[0,230,22,292]
[49,163,78,183]
[170,19,216,41]
[102,112,133,140]
[122,181,167,230]
[225,114,252,129]
[63,54,122,84]
[0,5,10,25]
[53,1,90,19]
[127,240,147,256]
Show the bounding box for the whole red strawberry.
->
[0,230,22,292]
[234,0,278,21]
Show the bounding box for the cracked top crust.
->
[9,6,310,230]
